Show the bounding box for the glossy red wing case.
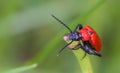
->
[79,25,102,52]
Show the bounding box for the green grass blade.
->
[3,64,37,73]
[73,49,93,73]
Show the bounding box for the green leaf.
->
[3,64,37,73]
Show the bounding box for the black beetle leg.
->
[70,43,87,59]
[71,43,81,50]
[92,50,102,57]
[79,44,88,59]
[82,41,102,57]
[73,24,83,32]
[81,52,87,60]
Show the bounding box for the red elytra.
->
[79,25,102,52]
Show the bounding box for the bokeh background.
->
[0,0,120,73]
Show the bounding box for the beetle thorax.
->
[69,32,81,41]
[63,32,81,41]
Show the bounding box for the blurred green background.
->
[0,0,120,73]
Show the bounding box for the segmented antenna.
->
[51,14,72,33]
[57,40,73,56]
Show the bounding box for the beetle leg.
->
[70,43,87,59]
[78,44,88,59]
[81,52,87,60]
[73,24,83,32]
[80,41,94,54]
[82,41,102,57]
[92,50,102,57]
[71,43,81,50]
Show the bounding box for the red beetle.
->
[52,15,102,58]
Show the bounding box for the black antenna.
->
[57,40,73,56]
[51,14,72,33]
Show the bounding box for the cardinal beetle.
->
[52,15,102,59]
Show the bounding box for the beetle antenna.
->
[52,14,72,33]
[57,40,73,56]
